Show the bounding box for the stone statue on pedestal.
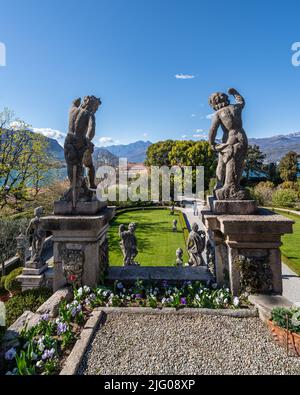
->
[119,223,139,266]
[172,219,178,232]
[176,248,184,266]
[187,223,206,267]
[26,207,46,268]
[208,88,248,200]
[63,95,102,208]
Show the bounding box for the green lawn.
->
[108,209,188,266]
[275,210,300,276]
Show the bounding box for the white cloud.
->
[32,128,66,145]
[191,114,196,117]
[206,114,215,120]
[99,137,115,146]
[143,133,148,138]
[175,73,195,80]
[195,129,204,133]
[181,135,188,139]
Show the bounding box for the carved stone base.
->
[54,200,107,215]
[208,196,258,215]
[42,207,115,291]
[202,202,294,296]
[17,273,46,292]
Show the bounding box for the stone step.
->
[106,266,214,284]
[248,294,295,322]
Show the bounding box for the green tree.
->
[145,140,217,191]
[244,144,266,182]
[279,151,299,182]
[145,140,176,167]
[0,109,49,210]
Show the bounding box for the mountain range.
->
[248,132,300,163]
[29,132,300,165]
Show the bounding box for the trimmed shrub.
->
[4,288,52,327]
[253,181,275,206]
[272,189,299,208]
[3,267,23,295]
[279,181,298,191]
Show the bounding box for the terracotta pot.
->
[268,320,300,357]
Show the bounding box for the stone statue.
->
[187,223,206,267]
[208,88,248,200]
[26,207,46,268]
[172,219,178,232]
[176,248,184,266]
[63,95,102,207]
[119,223,139,266]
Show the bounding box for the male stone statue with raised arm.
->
[208,88,248,200]
[63,95,101,206]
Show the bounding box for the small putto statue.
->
[187,223,206,267]
[26,207,46,268]
[172,219,178,232]
[119,223,139,266]
[175,248,184,266]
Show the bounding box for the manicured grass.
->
[108,209,188,266]
[275,210,300,276]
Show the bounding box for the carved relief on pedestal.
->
[58,243,85,288]
[99,237,109,276]
[234,253,273,294]
[206,239,216,277]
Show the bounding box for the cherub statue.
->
[208,88,249,200]
[187,223,206,267]
[176,248,184,266]
[119,223,139,266]
[63,95,102,207]
[172,219,178,232]
[26,207,46,267]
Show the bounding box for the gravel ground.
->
[78,313,300,375]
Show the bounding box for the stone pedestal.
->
[42,207,115,291]
[202,199,294,296]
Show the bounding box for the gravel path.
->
[78,313,300,375]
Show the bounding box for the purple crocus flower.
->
[180,297,187,305]
[162,280,168,288]
[135,294,142,299]
[5,348,16,361]
[40,313,50,322]
[57,322,68,336]
[42,348,55,361]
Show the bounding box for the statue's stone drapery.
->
[187,223,206,267]
[208,88,248,200]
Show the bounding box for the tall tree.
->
[279,151,299,182]
[145,140,217,191]
[0,109,49,211]
[244,144,266,182]
[144,140,176,167]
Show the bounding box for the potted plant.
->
[268,307,300,356]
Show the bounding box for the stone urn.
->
[268,320,300,357]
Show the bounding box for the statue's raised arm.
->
[228,88,245,109]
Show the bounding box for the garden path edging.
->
[60,310,106,376]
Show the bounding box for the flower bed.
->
[268,307,300,356]
[2,281,246,375]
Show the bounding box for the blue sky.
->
[1,0,300,146]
